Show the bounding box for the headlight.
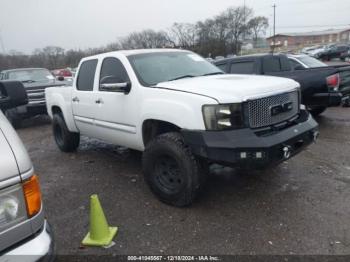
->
[0,185,27,232]
[202,104,245,130]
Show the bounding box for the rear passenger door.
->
[262,56,293,77]
[71,59,98,136]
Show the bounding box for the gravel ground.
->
[16,107,350,256]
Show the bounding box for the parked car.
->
[288,54,350,107]
[215,53,343,116]
[0,68,64,128]
[0,80,53,259]
[46,49,318,207]
[308,45,328,58]
[318,45,350,61]
[51,68,74,85]
[301,45,324,55]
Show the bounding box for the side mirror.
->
[294,65,305,70]
[0,81,28,110]
[57,76,65,81]
[100,76,131,93]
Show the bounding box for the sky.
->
[0,0,349,54]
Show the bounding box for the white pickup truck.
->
[45,49,319,206]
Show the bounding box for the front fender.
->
[138,93,213,143]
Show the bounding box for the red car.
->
[52,69,72,78]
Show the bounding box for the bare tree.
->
[224,6,253,54]
[41,46,65,69]
[248,16,269,46]
[120,29,173,49]
[169,23,197,49]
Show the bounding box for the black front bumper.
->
[15,102,47,117]
[306,92,342,107]
[182,110,318,168]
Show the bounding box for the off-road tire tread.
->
[142,132,206,207]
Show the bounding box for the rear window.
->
[230,61,255,74]
[76,59,98,91]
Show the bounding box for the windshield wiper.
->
[168,75,196,81]
[201,72,224,76]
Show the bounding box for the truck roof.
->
[82,48,190,60]
[215,53,277,63]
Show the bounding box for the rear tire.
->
[142,132,206,207]
[308,106,327,116]
[52,113,80,152]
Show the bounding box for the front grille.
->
[247,91,299,128]
[27,89,45,102]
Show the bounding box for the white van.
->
[0,81,53,261]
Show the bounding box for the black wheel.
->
[3,109,21,129]
[142,132,206,207]
[52,113,80,152]
[343,99,350,107]
[308,106,327,116]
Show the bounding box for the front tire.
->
[52,113,80,152]
[308,106,327,116]
[142,132,205,207]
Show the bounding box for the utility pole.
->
[243,0,246,40]
[0,30,5,54]
[241,0,246,56]
[272,4,276,53]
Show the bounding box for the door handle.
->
[72,96,80,102]
[95,98,103,104]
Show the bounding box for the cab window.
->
[99,57,130,91]
[230,61,255,74]
[76,59,98,91]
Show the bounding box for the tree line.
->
[0,5,268,71]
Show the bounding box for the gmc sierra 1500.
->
[45,49,318,206]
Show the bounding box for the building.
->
[266,28,350,48]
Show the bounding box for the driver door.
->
[93,56,138,148]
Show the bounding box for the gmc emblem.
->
[270,102,293,116]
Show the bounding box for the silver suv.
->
[0,81,53,260]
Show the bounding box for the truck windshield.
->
[298,56,327,68]
[7,69,54,82]
[128,52,223,86]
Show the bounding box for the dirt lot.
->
[17,107,350,256]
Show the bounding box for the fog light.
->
[240,152,247,159]
[283,146,292,159]
[256,152,263,159]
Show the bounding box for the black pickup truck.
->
[0,68,64,127]
[287,54,350,107]
[215,54,343,116]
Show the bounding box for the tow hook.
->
[283,146,292,160]
[313,131,319,143]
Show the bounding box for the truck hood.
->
[0,128,19,182]
[0,112,32,182]
[156,74,300,103]
[23,80,64,91]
